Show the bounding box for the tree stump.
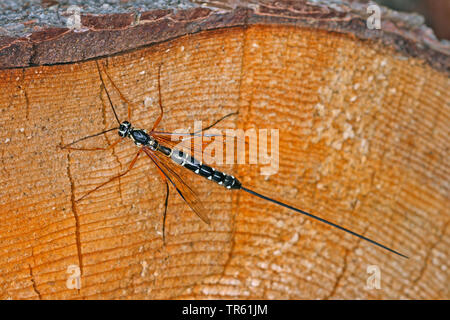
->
[0,0,448,299]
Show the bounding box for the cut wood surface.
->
[0,3,449,300]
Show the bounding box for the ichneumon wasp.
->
[60,60,408,259]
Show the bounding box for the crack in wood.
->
[410,220,449,289]
[18,68,30,121]
[28,263,41,299]
[0,149,9,178]
[324,225,369,299]
[63,137,84,279]
[325,247,350,299]
[209,30,248,290]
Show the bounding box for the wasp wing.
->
[142,146,211,225]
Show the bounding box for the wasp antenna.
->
[95,61,121,125]
[59,127,119,149]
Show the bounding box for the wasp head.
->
[118,121,132,137]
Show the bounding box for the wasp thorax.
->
[118,121,132,137]
[130,129,151,146]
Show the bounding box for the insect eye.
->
[118,125,127,137]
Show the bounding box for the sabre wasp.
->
[60,61,408,259]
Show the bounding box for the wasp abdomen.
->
[168,149,241,189]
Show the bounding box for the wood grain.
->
[0,25,448,299]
